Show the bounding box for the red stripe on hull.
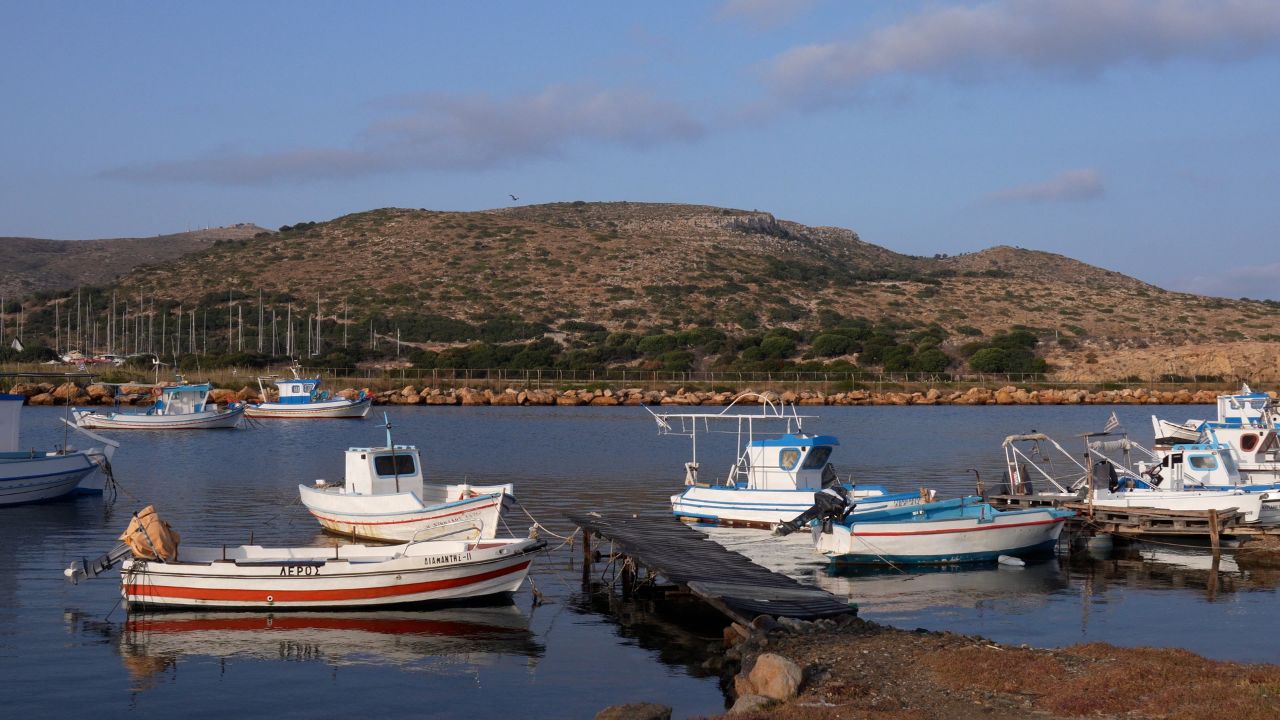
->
[854,517,1066,537]
[127,560,531,604]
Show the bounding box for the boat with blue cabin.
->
[813,496,1074,566]
[73,378,244,430]
[246,367,371,419]
[1,384,116,505]
[653,394,929,530]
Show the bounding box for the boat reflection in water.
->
[113,604,541,690]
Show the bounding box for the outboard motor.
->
[774,485,855,536]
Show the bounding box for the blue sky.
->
[3,1,1278,299]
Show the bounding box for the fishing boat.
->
[0,391,117,505]
[245,367,371,419]
[652,393,928,530]
[73,379,243,430]
[813,496,1074,566]
[65,506,545,610]
[1001,432,1274,524]
[298,420,514,542]
[1152,384,1280,484]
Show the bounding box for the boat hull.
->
[74,405,244,430]
[671,485,923,529]
[120,538,544,610]
[299,484,513,542]
[819,506,1069,566]
[245,397,372,419]
[0,452,100,505]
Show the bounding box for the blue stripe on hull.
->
[827,538,1059,566]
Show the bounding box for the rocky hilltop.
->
[0,223,267,298]
[6,203,1279,380]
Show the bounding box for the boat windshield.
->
[374,454,416,476]
[801,446,833,469]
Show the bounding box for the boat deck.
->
[568,512,855,625]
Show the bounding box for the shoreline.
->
[709,616,1280,719]
[8,381,1269,408]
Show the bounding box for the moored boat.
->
[298,421,514,542]
[0,389,117,505]
[245,367,371,419]
[814,496,1073,566]
[654,393,927,530]
[73,380,243,430]
[65,506,544,610]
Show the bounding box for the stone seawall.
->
[8,381,1269,407]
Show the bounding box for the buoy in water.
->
[997,555,1025,567]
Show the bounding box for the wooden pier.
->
[568,512,855,626]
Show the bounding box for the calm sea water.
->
[2,404,1277,718]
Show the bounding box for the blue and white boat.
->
[73,380,243,430]
[651,394,929,530]
[246,368,370,419]
[1152,384,1280,485]
[813,496,1073,566]
[1,392,116,505]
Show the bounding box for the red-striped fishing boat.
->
[65,506,544,610]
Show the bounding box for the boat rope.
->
[508,497,578,542]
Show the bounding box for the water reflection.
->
[69,605,541,692]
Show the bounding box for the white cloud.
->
[1171,262,1280,300]
[104,86,703,185]
[717,0,818,30]
[986,168,1104,204]
[765,0,1280,106]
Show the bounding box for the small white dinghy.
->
[65,506,544,610]
[74,380,243,430]
[298,418,514,542]
[245,366,371,419]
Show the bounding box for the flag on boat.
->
[1103,411,1121,433]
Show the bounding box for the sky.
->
[2,1,1278,299]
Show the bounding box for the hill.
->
[0,224,267,298]
[5,203,1279,380]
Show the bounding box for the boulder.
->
[748,652,803,701]
[29,393,54,406]
[728,695,773,716]
[51,382,82,404]
[86,384,114,401]
[589,394,620,406]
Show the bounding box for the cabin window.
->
[1240,434,1260,452]
[1187,455,1217,470]
[292,385,302,394]
[778,448,801,471]
[801,446,833,469]
[374,454,416,476]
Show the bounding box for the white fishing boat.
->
[1002,432,1274,524]
[73,380,243,430]
[245,367,371,419]
[0,391,117,505]
[65,506,544,610]
[652,393,928,530]
[1152,384,1280,485]
[298,420,514,542]
[814,496,1073,566]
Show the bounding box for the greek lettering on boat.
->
[279,565,321,576]
[423,552,471,566]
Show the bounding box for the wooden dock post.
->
[1207,509,1220,557]
[581,529,593,588]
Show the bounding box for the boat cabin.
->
[343,445,424,496]
[1154,443,1242,489]
[155,384,212,416]
[738,434,840,490]
[1212,386,1274,427]
[268,377,326,404]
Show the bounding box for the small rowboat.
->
[0,392,117,505]
[814,496,1073,566]
[66,506,544,610]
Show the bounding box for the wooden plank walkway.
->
[990,493,1280,543]
[568,512,855,626]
